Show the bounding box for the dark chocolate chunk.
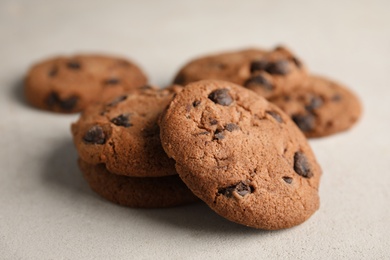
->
[266,111,283,123]
[83,126,106,144]
[67,61,81,70]
[218,181,252,198]
[48,67,58,77]
[46,92,78,110]
[107,95,127,107]
[292,113,315,132]
[210,119,218,125]
[104,78,120,85]
[291,57,302,68]
[282,176,293,184]
[293,152,313,178]
[192,100,201,107]
[244,74,274,91]
[332,94,342,102]
[250,60,268,73]
[110,114,132,127]
[305,96,323,111]
[225,123,240,132]
[214,129,225,140]
[208,88,233,106]
[265,60,290,75]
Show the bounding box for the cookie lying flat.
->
[269,75,362,138]
[78,159,198,208]
[25,54,147,113]
[173,46,306,99]
[159,80,322,230]
[72,86,181,177]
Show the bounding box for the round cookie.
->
[173,46,307,99]
[25,54,147,113]
[78,159,198,208]
[72,86,182,177]
[269,75,362,138]
[159,80,322,230]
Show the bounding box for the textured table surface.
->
[1,0,389,259]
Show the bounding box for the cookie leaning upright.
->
[173,46,307,99]
[159,80,322,230]
[25,54,147,113]
[72,86,181,177]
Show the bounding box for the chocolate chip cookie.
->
[78,159,198,208]
[159,80,322,230]
[269,75,362,138]
[173,46,307,99]
[25,54,147,113]
[72,86,182,177]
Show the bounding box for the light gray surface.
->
[1,0,389,259]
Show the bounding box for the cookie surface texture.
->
[25,54,147,113]
[269,75,362,138]
[159,80,322,230]
[78,159,198,208]
[173,46,306,99]
[72,86,181,177]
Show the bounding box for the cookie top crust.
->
[269,75,362,138]
[25,54,147,113]
[72,86,182,177]
[78,159,198,208]
[173,46,307,99]
[159,80,322,230]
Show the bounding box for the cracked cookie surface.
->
[72,86,181,177]
[173,46,307,99]
[159,80,322,230]
[78,159,198,208]
[25,54,147,113]
[269,75,362,138]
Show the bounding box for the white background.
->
[1,0,389,259]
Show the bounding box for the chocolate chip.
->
[218,181,252,198]
[291,57,302,68]
[292,113,315,132]
[266,111,283,123]
[250,60,268,73]
[210,119,218,125]
[282,176,293,184]
[225,123,240,132]
[265,60,290,75]
[244,74,274,91]
[110,114,132,127]
[332,94,342,102]
[208,88,233,106]
[305,96,323,111]
[83,126,105,144]
[67,61,81,70]
[293,152,313,178]
[48,67,58,77]
[192,100,201,107]
[107,95,127,107]
[46,92,78,110]
[104,78,120,85]
[214,129,225,140]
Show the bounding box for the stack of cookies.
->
[24,46,362,230]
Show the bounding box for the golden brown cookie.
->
[72,86,182,177]
[159,80,322,230]
[269,75,362,138]
[173,46,307,99]
[78,159,198,208]
[25,54,147,113]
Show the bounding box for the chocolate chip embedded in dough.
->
[208,89,233,106]
[266,111,283,123]
[293,152,313,178]
[218,181,252,198]
[83,126,106,144]
[111,114,132,127]
[225,123,240,132]
[265,60,290,75]
[244,74,274,91]
[292,113,315,132]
